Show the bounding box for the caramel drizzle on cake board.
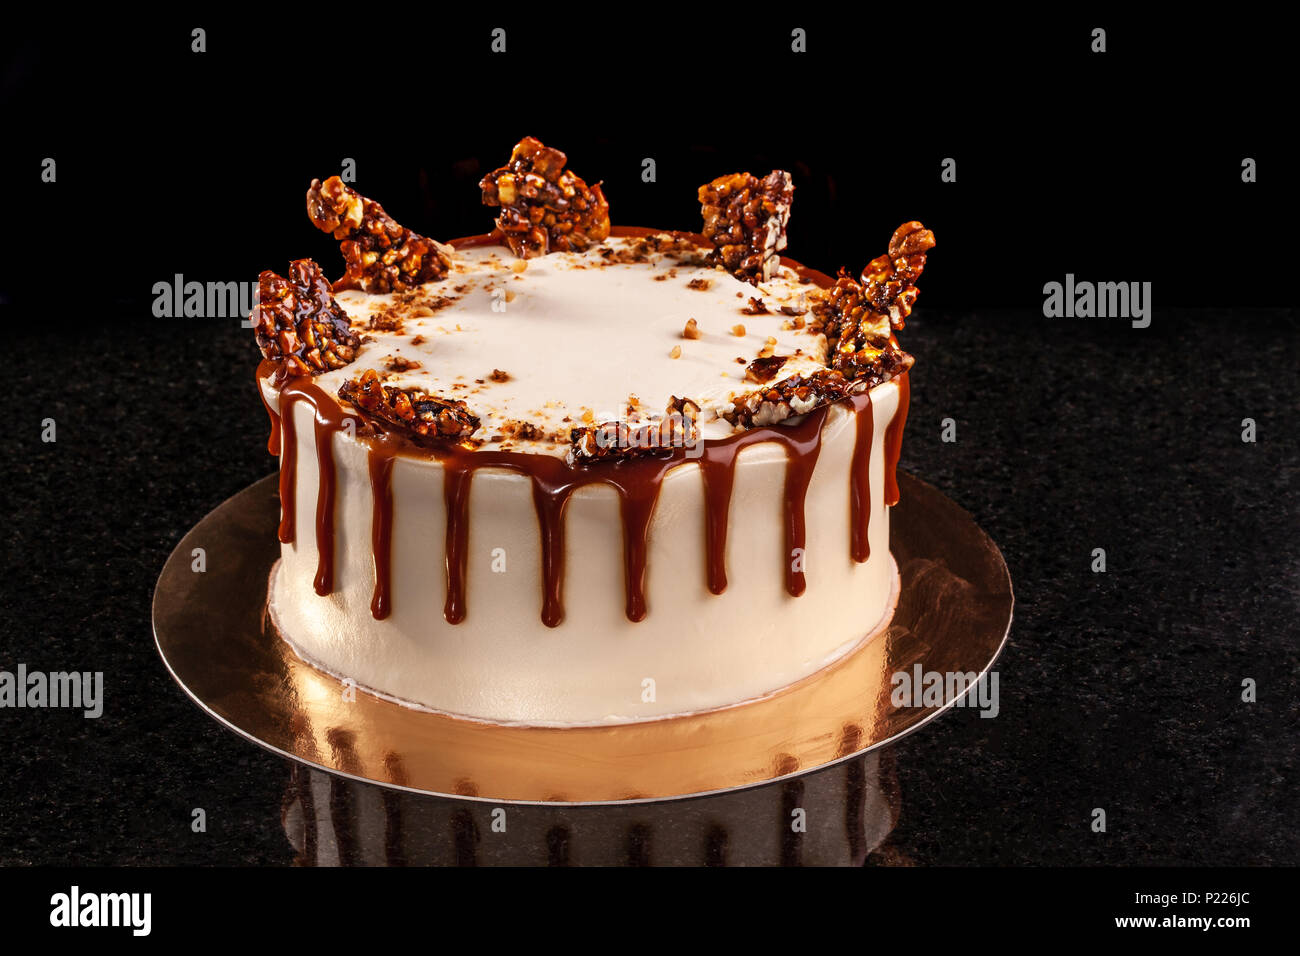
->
[259,358,910,628]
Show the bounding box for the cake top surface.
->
[301,234,830,454]
[252,137,932,462]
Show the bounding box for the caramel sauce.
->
[256,230,912,627]
[882,371,910,507]
[367,448,395,620]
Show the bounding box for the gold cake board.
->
[153,472,1012,805]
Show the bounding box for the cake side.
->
[265,377,903,724]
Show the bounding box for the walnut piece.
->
[479,137,611,259]
[252,259,360,378]
[307,176,453,293]
[698,170,793,284]
[338,369,480,444]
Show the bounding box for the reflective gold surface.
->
[153,472,1012,804]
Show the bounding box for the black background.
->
[1,11,1296,872]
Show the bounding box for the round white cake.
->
[259,234,906,724]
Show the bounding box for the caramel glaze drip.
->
[882,371,910,507]
[267,365,355,598]
[849,391,875,563]
[258,365,909,628]
[368,449,395,620]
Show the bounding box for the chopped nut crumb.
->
[731,324,747,337]
[489,368,511,382]
[384,355,423,372]
[670,345,682,359]
[686,277,711,291]
[683,318,701,339]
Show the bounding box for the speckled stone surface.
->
[1,307,1296,865]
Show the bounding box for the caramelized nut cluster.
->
[480,137,611,259]
[808,221,931,385]
[307,176,453,292]
[253,259,360,378]
[570,398,701,462]
[859,221,936,329]
[338,369,480,444]
[722,368,867,429]
[698,170,794,284]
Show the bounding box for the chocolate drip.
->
[443,462,473,625]
[368,448,396,620]
[883,371,910,507]
[849,392,875,563]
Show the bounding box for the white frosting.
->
[314,237,829,451]
[264,237,903,725]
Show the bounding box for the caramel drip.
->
[849,391,875,562]
[312,415,339,595]
[277,394,298,544]
[698,448,741,595]
[368,448,396,620]
[883,371,910,507]
[778,406,829,596]
[258,379,282,456]
[530,476,574,629]
[277,376,354,594]
[442,462,473,625]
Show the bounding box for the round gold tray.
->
[153,472,1012,805]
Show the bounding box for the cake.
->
[251,137,933,726]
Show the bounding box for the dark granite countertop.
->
[2,305,1294,865]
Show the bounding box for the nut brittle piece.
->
[859,221,936,329]
[480,137,611,259]
[813,268,916,382]
[570,397,701,462]
[723,368,868,429]
[338,369,480,444]
[253,259,360,378]
[307,176,453,293]
[698,170,794,284]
